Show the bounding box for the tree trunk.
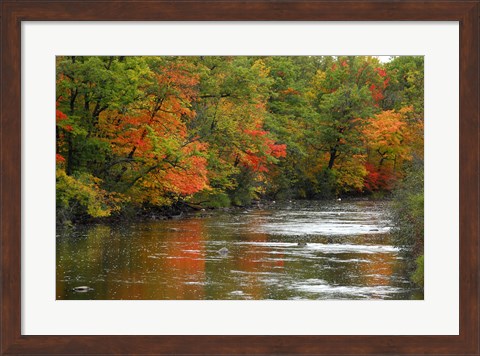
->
[328,148,337,169]
[66,134,74,176]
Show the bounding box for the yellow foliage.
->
[252,59,270,78]
[56,169,125,218]
[336,155,368,191]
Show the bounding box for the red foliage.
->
[241,129,287,172]
[375,67,387,77]
[56,109,67,122]
[56,154,65,163]
[243,129,267,138]
[369,84,384,102]
[367,67,390,102]
[269,143,287,158]
[363,163,395,192]
[244,152,268,172]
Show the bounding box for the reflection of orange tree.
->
[57,222,208,300]
[357,253,395,299]
[234,223,284,299]
[161,219,206,299]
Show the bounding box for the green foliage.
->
[228,169,261,206]
[192,190,231,208]
[263,57,318,199]
[309,57,383,171]
[391,162,424,250]
[314,169,338,199]
[383,56,424,117]
[390,159,424,287]
[412,254,424,287]
[56,56,151,176]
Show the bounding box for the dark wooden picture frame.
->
[1,1,478,355]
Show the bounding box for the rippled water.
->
[56,200,422,300]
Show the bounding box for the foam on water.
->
[234,242,398,254]
[292,283,402,298]
[258,222,391,235]
[213,202,393,236]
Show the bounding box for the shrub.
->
[412,254,424,287]
[391,158,424,288]
[192,190,231,208]
[56,169,124,223]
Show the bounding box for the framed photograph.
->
[1,1,478,355]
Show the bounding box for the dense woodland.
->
[56,56,423,217]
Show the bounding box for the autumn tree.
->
[262,56,320,198]
[188,57,286,206]
[362,107,420,191]
[99,57,210,205]
[304,56,388,195]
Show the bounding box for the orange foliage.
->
[164,153,209,195]
[363,109,412,160]
[362,107,420,191]
[97,62,209,200]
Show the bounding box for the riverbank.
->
[57,195,393,227]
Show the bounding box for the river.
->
[56,200,422,300]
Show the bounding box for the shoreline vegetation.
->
[56,55,424,288]
[57,197,386,227]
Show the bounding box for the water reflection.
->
[57,200,421,300]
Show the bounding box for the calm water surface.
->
[56,200,422,300]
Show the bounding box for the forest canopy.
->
[56,56,424,222]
